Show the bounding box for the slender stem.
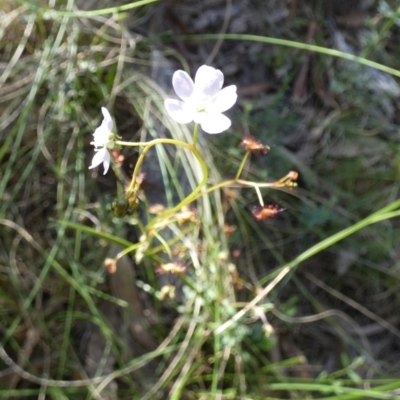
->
[125,138,195,197]
[185,171,298,203]
[148,226,194,256]
[201,179,236,197]
[178,272,199,294]
[116,242,141,261]
[236,172,297,188]
[120,136,209,229]
[235,151,250,180]
[255,186,264,206]
[192,123,199,146]
[153,231,172,259]
[115,140,147,147]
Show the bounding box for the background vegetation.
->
[1,0,400,398]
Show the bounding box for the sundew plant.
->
[91,65,298,272]
[2,1,400,399]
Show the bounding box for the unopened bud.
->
[105,258,117,274]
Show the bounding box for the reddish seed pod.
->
[252,204,285,221]
[240,135,270,155]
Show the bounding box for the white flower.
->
[164,65,237,134]
[89,147,111,175]
[89,107,114,175]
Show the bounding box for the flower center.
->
[105,135,115,149]
[195,103,206,114]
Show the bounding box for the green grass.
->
[1,0,400,398]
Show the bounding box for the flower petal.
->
[200,113,231,134]
[172,70,194,101]
[92,108,113,147]
[164,99,196,124]
[102,150,111,174]
[194,65,224,99]
[208,85,237,114]
[101,107,113,132]
[89,148,110,174]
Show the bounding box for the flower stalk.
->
[235,151,250,180]
[192,123,199,146]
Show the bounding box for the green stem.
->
[183,171,297,204]
[153,231,172,259]
[178,273,199,294]
[115,242,141,261]
[118,136,210,232]
[123,138,195,197]
[115,140,147,147]
[148,226,193,256]
[254,186,264,206]
[192,123,199,146]
[235,151,250,180]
